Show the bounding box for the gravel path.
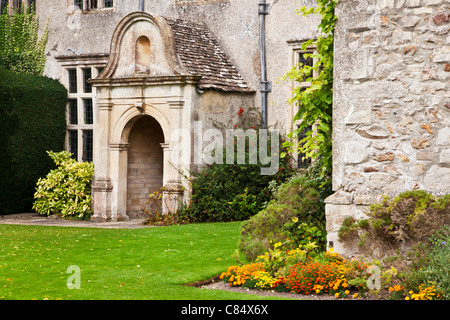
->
[0,212,149,229]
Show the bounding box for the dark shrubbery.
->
[177,152,296,223]
[0,69,67,214]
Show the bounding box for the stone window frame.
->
[56,54,108,162]
[287,40,320,168]
[68,0,115,14]
[175,0,230,6]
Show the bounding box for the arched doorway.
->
[126,115,164,218]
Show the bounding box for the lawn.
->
[0,222,284,300]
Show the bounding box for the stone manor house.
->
[5,0,449,254]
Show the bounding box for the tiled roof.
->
[167,18,254,93]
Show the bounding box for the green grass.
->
[0,222,286,300]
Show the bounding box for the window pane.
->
[83,99,93,124]
[97,66,104,75]
[68,99,78,125]
[298,52,313,82]
[82,68,92,93]
[90,0,98,9]
[27,0,36,12]
[68,69,77,94]
[83,130,93,162]
[1,0,8,14]
[104,0,113,8]
[68,131,78,160]
[297,125,312,168]
[12,0,22,11]
[74,0,83,10]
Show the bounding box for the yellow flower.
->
[394,285,402,291]
[388,287,394,292]
[316,290,320,294]
[335,293,339,298]
[353,293,358,298]
[292,217,299,223]
[405,297,410,300]
[345,290,350,295]
[328,247,334,253]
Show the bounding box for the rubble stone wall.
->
[328,0,449,256]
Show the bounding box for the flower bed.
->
[220,241,447,300]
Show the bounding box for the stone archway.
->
[126,115,164,218]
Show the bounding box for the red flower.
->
[238,108,244,116]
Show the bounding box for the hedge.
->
[0,68,67,214]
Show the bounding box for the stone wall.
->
[126,116,164,219]
[328,0,449,256]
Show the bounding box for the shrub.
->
[338,190,450,256]
[239,165,332,261]
[33,151,94,220]
[0,69,67,214]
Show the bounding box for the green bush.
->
[0,68,67,214]
[239,165,332,261]
[177,158,295,223]
[33,151,94,220]
[338,190,450,254]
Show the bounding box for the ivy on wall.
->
[282,0,338,179]
[0,6,48,75]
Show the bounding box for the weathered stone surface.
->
[424,165,450,191]
[410,163,425,176]
[356,124,392,139]
[395,117,415,135]
[433,46,450,63]
[392,30,413,44]
[411,137,430,149]
[405,0,421,7]
[346,81,407,99]
[344,103,372,124]
[439,149,450,163]
[436,127,450,145]
[364,166,379,172]
[344,140,370,164]
[324,190,353,205]
[416,151,436,161]
[398,153,410,162]
[420,123,434,134]
[375,152,395,161]
[433,13,450,25]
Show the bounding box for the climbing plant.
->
[281,0,338,178]
[0,5,48,75]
